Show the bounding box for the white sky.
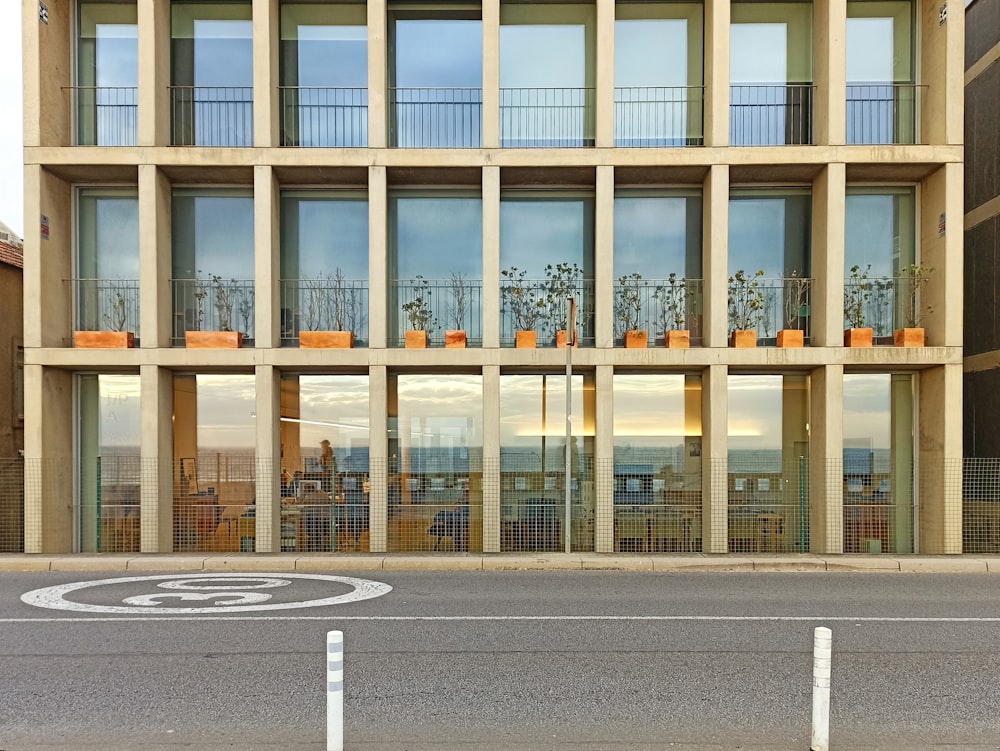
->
[0,2,23,239]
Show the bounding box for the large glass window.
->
[388,374,483,553]
[389,192,483,347]
[389,11,482,147]
[727,374,810,553]
[614,3,703,146]
[171,2,253,146]
[500,192,595,346]
[78,375,141,553]
[77,1,138,146]
[172,189,255,344]
[280,191,369,345]
[76,188,140,339]
[728,190,812,342]
[280,3,367,147]
[730,2,813,145]
[613,374,702,552]
[847,0,915,144]
[844,188,916,339]
[614,190,703,345]
[500,373,595,552]
[500,4,595,147]
[843,373,914,553]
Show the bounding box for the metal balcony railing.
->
[279,87,368,147]
[500,88,595,148]
[846,83,922,145]
[727,276,813,343]
[279,278,369,346]
[843,274,923,342]
[170,86,253,147]
[498,278,596,347]
[730,84,814,146]
[74,278,141,339]
[70,86,138,146]
[389,88,483,148]
[613,277,704,346]
[614,87,704,147]
[172,277,255,345]
[392,278,483,347]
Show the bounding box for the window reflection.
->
[77,1,138,145]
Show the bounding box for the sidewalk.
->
[1,553,998,573]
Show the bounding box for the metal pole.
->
[565,297,576,554]
[327,630,344,751]
[811,626,832,751]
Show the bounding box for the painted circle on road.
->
[21,573,392,614]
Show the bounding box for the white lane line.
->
[3,615,1000,623]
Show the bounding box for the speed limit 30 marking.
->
[21,573,392,614]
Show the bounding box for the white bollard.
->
[811,626,832,751]
[327,630,344,751]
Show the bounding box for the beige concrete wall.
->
[702,364,728,553]
[920,0,965,146]
[139,165,172,348]
[137,0,171,147]
[814,0,846,146]
[918,363,963,553]
[255,365,280,552]
[23,0,71,148]
[810,364,844,553]
[140,364,173,552]
[594,365,614,553]
[812,163,846,347]
[921,163,964,347]
[24,166,71,349]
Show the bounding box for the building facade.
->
[21,0,964,555]
[0,223,24,553]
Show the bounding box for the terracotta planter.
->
[777,329,804,348]
[624,330,648,348]
[445,330,467,348]
[405,330,428,349]
[665,330,690,349]
[515,330,537,349]
[556,329,579,348]
[74,331,135,348]
[729,330,757,348]
[299,330,353,349]
[185,331,243,348]
[844,328,873,348]
[893,327,925,347]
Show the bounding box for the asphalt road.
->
[2,570,1000,751]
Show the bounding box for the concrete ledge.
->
[49,555,134,572]
[126,556,209,571]
[753,558,829,572]
[295,555,387,571]
[482,555,584,570]
[825,556,902,571]
[897,557,991,573]
[201,555,299,572]
[0,555,54,571]
[654,556,755,572]
[383,555,483,571]
[580,556,655,571]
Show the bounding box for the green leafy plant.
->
[500,266,545,332]
[899,263,934,328]
[211,274,238,332]
[654,273,688,332]
[614,272,645,336]
[844,264,872,329]
[544,262,584,333]
[727,269,766,332]
[102,281,129,332]
[401,275,434,331]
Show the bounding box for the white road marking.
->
[4,615,1000,623]
[122,592,273,606]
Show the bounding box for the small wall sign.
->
[40,215,49,240]
[938,213,946,238]
[39,1,48,25]
[939,3,947,25]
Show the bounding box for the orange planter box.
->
[730,330,757,348]
[665,330,690,349]
[624,330,648,348]
[844,328,873,347]
[405,330,428,349]
[893,328,925,347]
[299,330,353,348]
[777,329,804,348]
[74,331,135,348]
[556,329,579,348]
[445,330,467,348]
[515,330,537,349]
[185,331,243,348]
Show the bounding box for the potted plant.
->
[727,269,766,347]
[299,269,358,348]
[401,275,434,348]
[74,278,136,348]
[778,270,810,348]
[655,273,689,348]
[186,274,244,348]
[445,271,469,349]
[501,266,545,348]
[614,273,647,348]
[544,262,584,348]
[843,264,873,347]
[894,263,934,347]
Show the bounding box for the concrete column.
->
[24,166,72,349]
[594,166,615,348]
[482,0,500,149]
[140,365,173,552]
[813,0,846,146]
[594,0,615,148]
[368,365,389,552]
[368,166,388,349]
[137,0,171,146]
[702,364,728,553]
[482,167,501,349]
[138,165,172,348]
[918,364,963,553]
[811,163,846,348]
[594,365,614,553]
[810,364,844,553]
[703,165,729,348]
[482,365,501,552]
[255,365,280,553]
[252,0,280,148]
[254,165,280,348]
[920,0,964,145]
[921,164,963,347]
[367,0,387,149]
[23,0,70,147]
[703,0,731,147]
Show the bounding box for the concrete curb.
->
[1,553,997,573]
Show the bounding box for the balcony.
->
[73,278,141,342]
[279,87,368,148]
[280,277,370,346]
[730,84,814,146]
[71,87,138,146]
[172,277,255,346]
[500,88,595,148]
[392,277,483,347]
[843,274,922,344]
[499,277,596,347]
[389,88,483,148]
[727,275,813,345]
[847,83,921,145]
[614,87,704,147]
[613,276,705,346]
[170,86,253,147]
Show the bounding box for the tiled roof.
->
[0,239,23,270]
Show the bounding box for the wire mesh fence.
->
[0,458,24,553]
[962,459,1000,553]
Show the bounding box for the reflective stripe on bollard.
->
[328,630,344,751]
